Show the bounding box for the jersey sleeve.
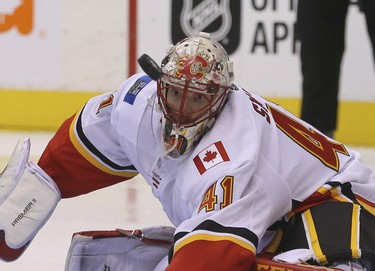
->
[38,80,141,198]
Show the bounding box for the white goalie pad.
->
[272,249,315,264]
[65,226,175,271]
[0,138,61,262]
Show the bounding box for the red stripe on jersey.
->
[167,238,255,270]
[291,190,334,215]
[38,114,132,198]
[356,194,375,216]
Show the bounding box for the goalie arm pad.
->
[0,138,61,262]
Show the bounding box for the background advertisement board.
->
[139,0,374,100]
[0,0,59,88]
[1,0,373,99]
[0,0,374,144]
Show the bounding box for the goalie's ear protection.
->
[137,54,163,81]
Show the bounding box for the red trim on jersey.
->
[166,239,255,270]
[38,114,132,198]
[291,190,334,215]
[355,194,375,216]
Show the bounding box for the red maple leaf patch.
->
[203,150,217,163]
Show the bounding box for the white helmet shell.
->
[156,32,234,157]
[157,32,234,128]
[161,32,234,88]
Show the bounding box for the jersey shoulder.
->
[117,73,156,106]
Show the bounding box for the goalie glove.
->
[0,138,61,262]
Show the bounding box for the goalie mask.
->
[138,32,234,157]
[159,32,234,157]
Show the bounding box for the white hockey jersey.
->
[38,73,375,270]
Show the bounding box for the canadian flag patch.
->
[193,141,230,175]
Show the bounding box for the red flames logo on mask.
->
[176,56,208,81]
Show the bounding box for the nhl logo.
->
[171,0,241,55]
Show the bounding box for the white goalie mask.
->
[156,32,235,157]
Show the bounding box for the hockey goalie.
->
[1,32,375,270]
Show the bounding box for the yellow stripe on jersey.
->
[316,185,352,203]
[317,184,331,194]
[173,232,256,256]
[350,204,361,259]
[331,187,352,203]
[69,109,138,178]
[356,197,375,217]
[265,228,283,253]
[303,209,328,264]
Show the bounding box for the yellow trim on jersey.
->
[350,204,360,259]
[265,228,283,253]
[173,232,256,256]
[303,209,328,264]
[318,185,352,203]
[331,187,352,202]
[69,109,138,178]
[1,89,374,146]
[317,186,330,194]
[357,198,375,216]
